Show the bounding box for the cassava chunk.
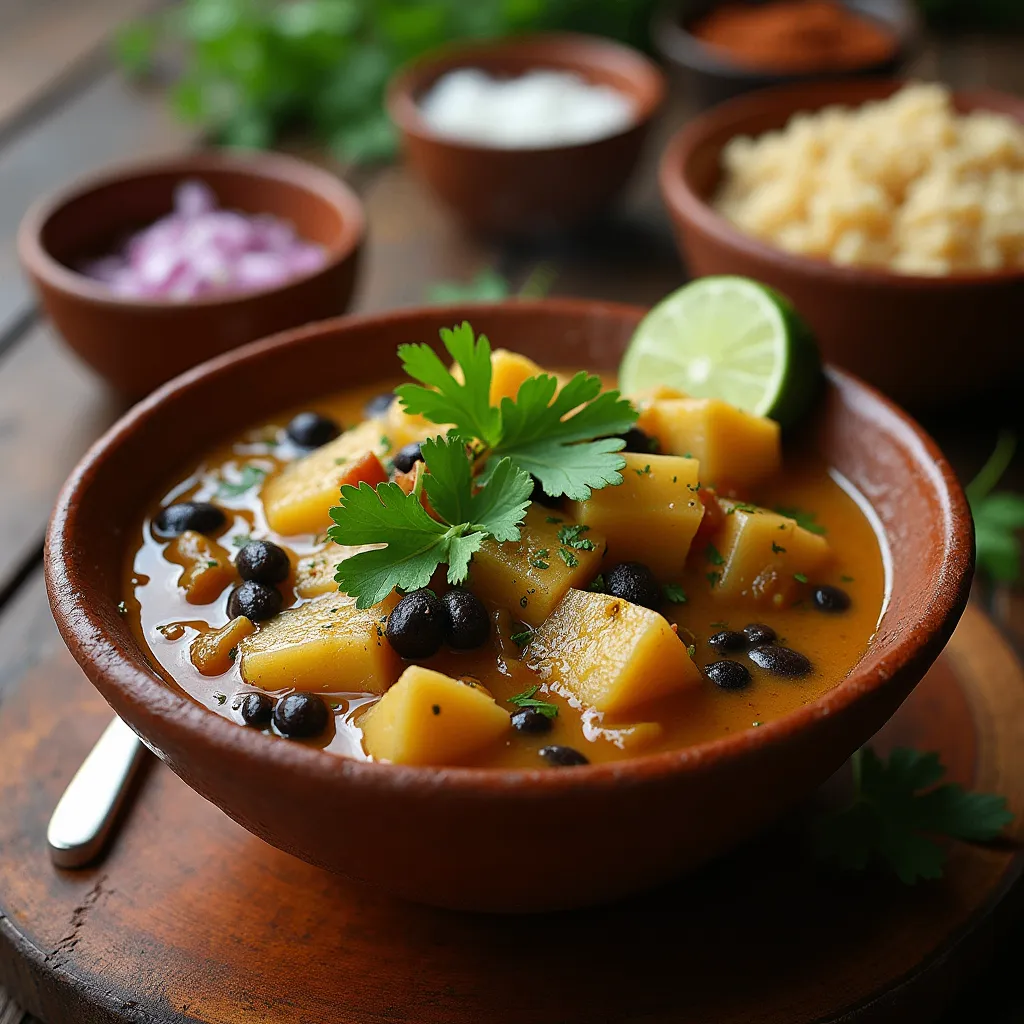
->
[641,397,781,491]
[570,453,703,580]
[383,400,443,450]
[525,589,702,714]
[263,422,388,535]
[239,593,399,693]
[164,530,237,604]
[190,616,256,676]
[712,500,832,607]
[295,542,380,598]
[467,506,604,626]
[360,665,509,765]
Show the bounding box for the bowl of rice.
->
[659,79,1024,407]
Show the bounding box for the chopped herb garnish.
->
[793,573,808,584]
[707,570,721,589]
[663,583,687,604]
[634,463,652,477]
[728,501,759,514]
[530,549,551,570]
[671,475,677,483]
[205,559,219,569]
[772,542,787,554]
[775,506,827,535]
[588,574,605,592]
[545,515,563,524]
[228,646,238,662]
[840,574,855,583]
[686,643,696,658]
[558,523,596,551]
[510,629,532,646]
[217,464,267,499]
[379,434,391,449]
[966,431,1024,582]
[231,533,253,548]
[213,692,227,705]
[705,543,725,566]
[508,684,558,719]
[334,457,349,466]
[558,547,580,568]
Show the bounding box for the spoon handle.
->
[47,716,147,868]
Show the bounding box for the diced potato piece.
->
[570,453,703,580]
[526,589,702,714]
[239,594,399,693]
[263,422,389,535]
[713,500,832,606]
[360,665,509,765]
[467,506,604,626]
[190,616,256,676]
[294,542,382,598]
[631,385,688,436]
[642,398,781,490]
[164,531,237,605]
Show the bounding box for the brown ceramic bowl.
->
[18,149,365,399]
[386,33,666,236]
[659,79,1024,409]
[46,300,972,913]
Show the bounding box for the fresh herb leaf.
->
[558,547,580,568]
[588,574,606,592]
[508,684,558,719]
[793,572,808,584]
[686,643,696,658]
[213,692,227,706]
[728,501,759,514]
[707,570,721,588]
[530,549,551,570]
[705,543,725,566]
[813,746,1013,884]
[772,542,787,554]
[634,463,651,476]
[663,583,687,604]
[557,524,596,551]
[217,464,267,498]
[510,629,533,646]
[775,506,827,535]
[841,574,855,583]
[232,533,254,548]
[967,431,1024,582]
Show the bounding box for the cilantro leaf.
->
[774,505,827,535]
[663,583,687,603]
[217,463,267,498]
[463,455,533,542]
[813,746,1013,884]
[508,684,559,719]
[967,431,1024,582]
[396,322,501,444]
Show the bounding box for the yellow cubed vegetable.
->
[360,665,510,765]
[712,500,832,606]
[295,542,381,598]
[452,348,544,404]
[239,594,399,693]
[263,421,388,536]
[383,400,443,450]
[526,589,702,714]
[592,720,664,752]
[643,398,781,490]
[190,616,256,676]
[164,531,237,605]
[467,506,604,626]
[570,453,703,580]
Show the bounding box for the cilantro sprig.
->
[813,746,1012,884]
[966,431,1024,583]
[329,435,532,608]
[396,323,637,501]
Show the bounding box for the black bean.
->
[154,501,226,538]
[812,585,851,613]
[364,391,396,418]
[604,562,661,610]
[235,540,290,585]
[286,411,340,448]
[273,692,329,738]
[530,475,562,508]
[539,745,589,766]
[441,589,490,650]
[749,645,812,678]
[233,691,274,727]
[227,581,283,622]
[708,629,748,654]
[619,426,657,454]
[706,659,752,690]
[392,442,424,474]
[742,623,777,646]
[385,589,448,659]
[511,708,553,734]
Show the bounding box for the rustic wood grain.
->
[0,606,1021,1024]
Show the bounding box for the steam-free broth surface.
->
[124,367,886,769]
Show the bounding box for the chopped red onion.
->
[80,179,328,300]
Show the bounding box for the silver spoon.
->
[47,716,147,868]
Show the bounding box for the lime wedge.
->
[620,277,822,427]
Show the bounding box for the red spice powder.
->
[690,0,898,74]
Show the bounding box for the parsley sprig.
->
[329,435,532,608]
[396,323,637,501]
[813,746,1012,884]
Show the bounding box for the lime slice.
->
[620,277,822,427]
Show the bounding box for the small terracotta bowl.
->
[659,79,1024,409]
[45,301,972,913]
[386,33,666,237]
[18,150,365,399]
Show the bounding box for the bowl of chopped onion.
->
[18,149,365,398]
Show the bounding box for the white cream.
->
[418,68,635,149]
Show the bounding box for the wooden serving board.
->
[1,604,1023,1024]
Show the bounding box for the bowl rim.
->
[46,298,973,795]
[17,148,367,311]
[385,30,666,156]
[659,77,1024,286]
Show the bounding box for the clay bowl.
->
[651,0,914,110]
[386,33,665,237]
[18,149,365,399]
[46,300,972,913]
[659,79,1024,409]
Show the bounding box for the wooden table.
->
[0,6,1022,1022]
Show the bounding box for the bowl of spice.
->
[653,0,915,109]
[18,150,365,398]
[386,33,666,237]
